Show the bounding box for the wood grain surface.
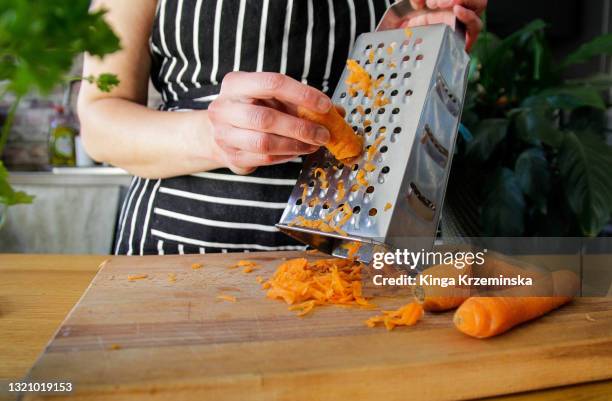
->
[6,252,612,401]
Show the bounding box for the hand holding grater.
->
[276,0,470,264]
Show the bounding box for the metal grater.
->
[276,0,470,264]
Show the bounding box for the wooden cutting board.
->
[23,251,612,401]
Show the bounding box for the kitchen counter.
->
[8,167,132,186]
[0,254,611,401]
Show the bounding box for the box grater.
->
[276,0,470,264]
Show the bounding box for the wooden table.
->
[1,254,611,401]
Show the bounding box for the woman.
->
[78,0,486,255]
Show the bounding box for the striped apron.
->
[115,0,389,255]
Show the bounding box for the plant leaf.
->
[513,106,563,147]
[515,148,550,213]
[481,168,526,236]
[558,132,612,236]
[536,86,606,110]
[0,161,34,206]
[562,34,612,68]
[465,119,509,162]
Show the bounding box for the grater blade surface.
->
[277,22,470,264]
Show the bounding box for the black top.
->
[114,0,389,255]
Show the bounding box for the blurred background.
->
[1,0,611,254]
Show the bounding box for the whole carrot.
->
[454,270,579,338]
[298,106,363,161]
[414,262,473,312]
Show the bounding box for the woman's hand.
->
[208,72,333,175]
[407,0,487,51]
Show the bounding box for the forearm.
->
[79,97,223,178]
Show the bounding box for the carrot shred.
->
[256,276,265,284]
[364,163,376,172]
[365,302,424,331]
[300,183,308,205]
[346,59,375,98]
[368,49,375,64]
[386,44,394,55]
[336,182,346,201]
[367,135,386,162]
[167,273,177,283]
[342,242,362,259]
[384,202,392,211]
[191,263,203,270]
[217,295,237,303]
[363,119,372,127]
[231,260,258,269]
[243,265,259,274]
[263,257,373,316]
[356,105,365,115]
[313,167,329,189]
[373,91,390,108]
[109,344,122,351]
[356,170,369,187]
[127,274,148,282]
[404,27,413,37]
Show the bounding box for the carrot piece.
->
[386,44,394,55]
[191,263,203,270]
[368,49,375,64]
[336,203,353,227]
[404,27,413,37]
[298,106,363,161]
[127,274,148,281]
[256,276,265,284]
[384,202,392,211]
[454,296,572,339]
[243,265,259,274]
[363,119,372,127]
[109,344,122,351]
[299,183,308,204]
[346,59,375,97]
[313,167,329,188]
[356,105,365,115]
[367,135,385,162]
[373,92,390,108]
[335,182,346,201]
[342,242,362,259]
[454,270,578,338]
[167,273,177,283]
[217,295,237,303]
[365,302,424,331]
[356,170,369,187]
[364,162,376,172]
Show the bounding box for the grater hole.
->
[380,145,388,153]
[366,186,375,194]
[393,127,401,134]
[390,72,398,81]
[401,39,410,49]
[415,38,423,45]
[416,54,424,61]
[376,74,385,82]
[322,202,330,210]
[402,55,410,63]
[323,161,331,168]
[369,208,378,216]
[364,126,372,134]
[377,42,385,49]
[376,59,385,66]
[405,89,413,96]
[337,163,344,170]
[390,89,398,97]
[365,44,372,50]
[378,126,387,135]
[377,107,386,115]
[404,72,412,79]
[353,206,361,214]
[340,92,347,98]
[392,107,400,114]
[296,198,302,205]
[364,107,372,115]
[312,162,318,168]
[381,166,390,174]
[308,180,315,187]
[352,163,359,171]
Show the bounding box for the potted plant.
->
[0,0,120,228]
[451,19,612,237]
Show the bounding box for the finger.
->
[426,0,454,9]
[221,71,332,113]
[209,100,330,145]
[410,0,427,9]
[454,5,483,51]
[217,126,320,156]
[453,0,487,15]
[226,151,300,170]
[405,10,455,28]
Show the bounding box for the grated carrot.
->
[336,182,346,201]
[365,302,423,331]
[364,162,376,172]
[368,49,375,64]
[313,167,328,188]
[109,344,122,351]
[191,263,203,270]
[342,242,362,259]
[256,276,265,284]
[367,135,386,162]
[356,105,365,115]
[167,273,177,283]
[243,265,259,274]
[128,274,148,282]
[404,27,413,37]
[386,44,394,55]
[373,92,390,108]
[384,202,392,211]
[346,59,375,98]
[363,119,372,127]
[300,183,308,205]
[356,170,369,187]
[217,294,237,303]
[263,257,373,316]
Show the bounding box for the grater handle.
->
[376,0,467,46]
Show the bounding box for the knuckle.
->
[259,73,285,91]
[299,86,317,105]
[252,134,271,154]
[220,71,239,91]
[260,154,275,164]
[248,109,273,130]
[292,119,311,142]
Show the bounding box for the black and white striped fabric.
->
[115,0,390,255]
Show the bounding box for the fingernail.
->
[317,97,332,113]
[314,127,330,145]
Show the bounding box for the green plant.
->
[0,0,120,207]
[454,19,612,236]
